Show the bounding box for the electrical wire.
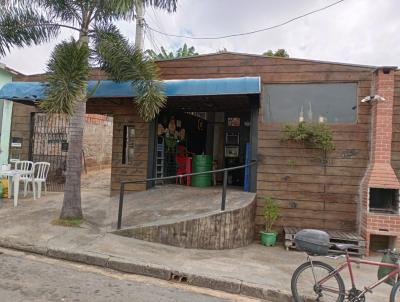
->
[144,7,175,52]
[144,15,161,51]
[150,6,175,45]
[145,24,162,53]
[146,0,345,40]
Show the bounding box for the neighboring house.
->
[1,71,113,191]
[8,99,113,191]
[0,63,20,165]
[2,52,400,254]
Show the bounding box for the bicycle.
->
[291,243,400,302]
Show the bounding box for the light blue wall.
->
[0,68,13,164]
[0,69,12,86]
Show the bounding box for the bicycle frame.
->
[315,253,400,298]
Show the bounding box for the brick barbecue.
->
[359,68,400,254]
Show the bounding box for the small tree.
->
[263,49,289,57]
[263,197,279,233]
[145,43,199,60]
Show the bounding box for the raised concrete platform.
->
[113,185,256,249]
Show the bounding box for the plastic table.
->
[0,170,33,207]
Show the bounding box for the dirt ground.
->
[81,168,111,190]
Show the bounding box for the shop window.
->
[264,83,357,123]
[122,126,135,165]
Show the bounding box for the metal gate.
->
[30,113,69,191]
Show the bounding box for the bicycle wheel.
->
[390,280,400,302]
[291,260,345,302]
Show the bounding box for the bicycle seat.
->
[333,243,355,251]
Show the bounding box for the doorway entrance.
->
[149,94,259,191]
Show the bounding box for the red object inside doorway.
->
[176,145,192,186]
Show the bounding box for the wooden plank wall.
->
[392,71,400,181]
[157,53,374,233]
[86,99,149,191]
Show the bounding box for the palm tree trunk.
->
[60,100,85,219]
[60,32,88,220]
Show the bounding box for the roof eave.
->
[155,51,382,70]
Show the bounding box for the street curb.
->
[0,237,293,301]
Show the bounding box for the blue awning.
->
[0,77,261,101]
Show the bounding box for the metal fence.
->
[30,113,69,191]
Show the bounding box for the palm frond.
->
[38,0,82,24]
[144,0,177,12]
[90,0,137,22]
[97,0,177,14]
[93,24,166,121]
[0,6,60,56]
[40,39,90,115]
[2,0,81,24]
[90,0,177,22]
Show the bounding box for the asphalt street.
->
[0,248,263,302]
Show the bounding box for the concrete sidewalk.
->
[0,187,393,301]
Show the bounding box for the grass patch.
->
[51,218,84,227]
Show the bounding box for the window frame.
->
[262,81,359,125]
[122,125,135,165]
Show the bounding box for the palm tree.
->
[146,43,199,60]
[0,0,177,220]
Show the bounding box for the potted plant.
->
[260,197,279,246]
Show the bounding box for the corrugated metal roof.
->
[0,77,261,101]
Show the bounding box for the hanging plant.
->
[281,122,335,152]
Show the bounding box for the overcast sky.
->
[2,0,399,75]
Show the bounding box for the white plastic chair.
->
[14,161,34,198]
[28,162,50,199]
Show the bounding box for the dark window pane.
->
[122,125,135,165]
[264,83,357,123]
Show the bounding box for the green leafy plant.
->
[164,136,177,151]
[145,43,199,60]
[282,122,335,152]
[263,48,289,57]
[263,197,279,233]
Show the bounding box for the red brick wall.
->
[83,114,113,171]
[10,103,112,171]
